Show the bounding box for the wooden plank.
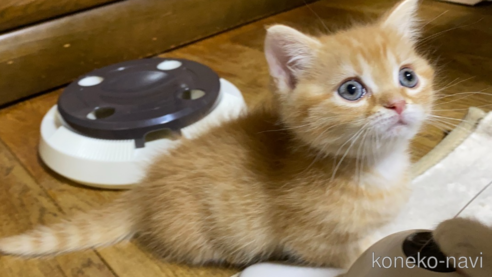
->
[0,0,491,276]
[0,0,119,33]
[0,0,316,106]
[0,139,117,277]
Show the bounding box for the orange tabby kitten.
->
[0,0,434,269]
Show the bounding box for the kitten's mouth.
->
[387,117,410,133]
[389,117,408,127]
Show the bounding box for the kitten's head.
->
[265,0,434,156]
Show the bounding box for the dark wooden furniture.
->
[0,0,315,106]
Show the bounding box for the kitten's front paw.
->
[434,218,491,277]
[433,218,486,258]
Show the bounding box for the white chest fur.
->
[364,149,410,190]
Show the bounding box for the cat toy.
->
[39,58,246,188]
[343,230,461,276]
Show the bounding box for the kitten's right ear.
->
[381,0,420,42]
[264,25,320,93]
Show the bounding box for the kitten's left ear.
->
[381,0,420,42]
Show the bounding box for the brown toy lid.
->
[57,58,220,147]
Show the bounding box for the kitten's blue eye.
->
[338,80,366,101]
[399,68,418,88]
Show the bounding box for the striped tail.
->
[0,201,134,257]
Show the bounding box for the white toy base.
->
[39,78,246,189]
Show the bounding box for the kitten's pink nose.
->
[384,100,406,115]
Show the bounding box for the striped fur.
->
[0,199,133,256]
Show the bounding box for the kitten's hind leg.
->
[434,218,492,277]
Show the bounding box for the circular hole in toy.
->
[87,107,115,120]
[403,231,456,272]
[78,76,104,87]
[157,60,182,70]
[181,89,205,100]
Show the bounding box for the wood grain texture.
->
[0,140,116,277]
[0,0,118,33]
[0,0,316,106]
[0,0,491,276]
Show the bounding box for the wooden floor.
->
[1,0,491,276]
